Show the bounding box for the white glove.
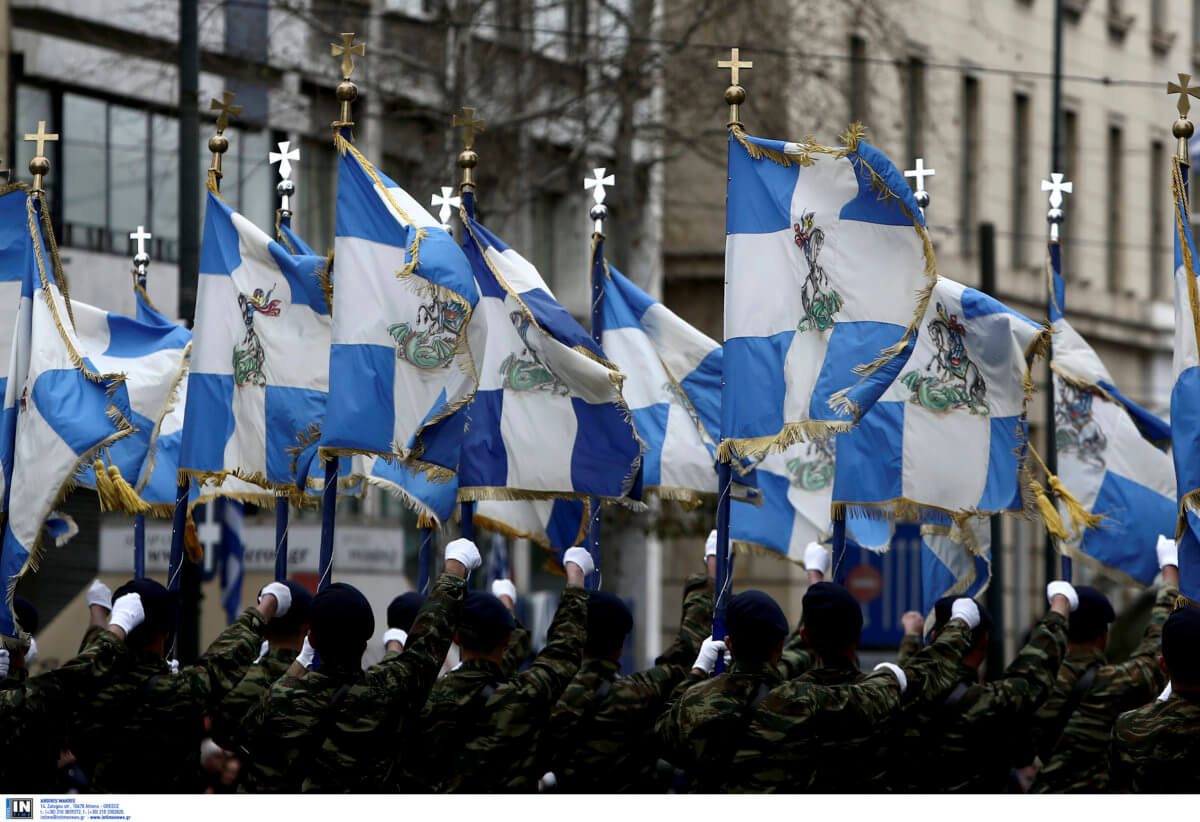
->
[804,542,831,577]
[258,582,292,617]
[383,627,408,648]
[692,637,727,675]
[445,538,482,572]
[1158,682,1173,702]
[0,648,9,680]
[297,636,315,670]
[950,598,981,630]
[1157,535,1179,569]
[873,662,908,695]
[167,658,180,675]
[24,636,37,665]
[563,547,595,577]
[704,529,718,560]
[254,639,269,663]
[1046,581,1079,612]
[87,579,113,611]
[491,579,518,605]
[109,592,146,635]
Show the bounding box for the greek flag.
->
[1049,242,1175,584]
[831,277,1047,523]
[722,129,934,461]
[216,498,246,624]
[597,251,724,503]
[179,189,332,502]
[731,444,832,561]
[1170,159,1200,603]
[455,209,642,503]
[920,517,990,616]
[476,498,589,563]
[320,137,479,475]
[0,190,131,638]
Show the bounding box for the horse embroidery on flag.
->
[901,302,989,415]
[388,296,464,370]
[795,211,842,333]
[500,311,568,394]
[233,287,281,387]
[1055,376,1107,469]
[786,438,835,491]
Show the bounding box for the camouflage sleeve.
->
[237,674,309,791]
[162,607,267,710]
[502,618,533,676]
[210,666,273,752]
[663,669,708,710]
[899,620,972,705]
[657,574,714,668]
[77,624,105,654]
[1108,584,1176,697]
[653,684,691,768]
[1107,718,1133,793]
[364,572,466,703]
[965,612,1067,716]
[0,631,127,719]
[777,627,816,680]
[508,584,587,707]
[896,632,922,666]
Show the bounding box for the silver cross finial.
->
[130,225,152,287]
[270,142,301,212]
[904,158,935,216]
[1042,172,1073,242]
[430,186,462,233]
[130,225,152,258]
[584,168,615,233]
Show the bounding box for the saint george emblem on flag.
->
[1048,242,1175,585]
[0,188,132,638]
[731,444,832,562]
[832,277,1048,524]
[454,212,642,503]
[721,127,936,461]
[179,189,333,501]
[320,136,479,475]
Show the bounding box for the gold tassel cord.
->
[1047,475,1104,533]
[92,459,118,511]
[1030,479,1070,541]
[107,465,151,515]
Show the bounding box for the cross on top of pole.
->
[718,47,752,130]
[718,47,752,87]
[332,33,365,81]
[210,92,242,134]
[431,186,461,232]
[585,168,615,234]
[24,121,58,194]
[454,106,486,150]
[269,141,300,179]
[130,226,151,258]
[904,158,935,215]
[1168,73,1200,119]
[1042,172,1073,242]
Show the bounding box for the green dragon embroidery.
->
[794,211,843,334]
[388,298,463,370]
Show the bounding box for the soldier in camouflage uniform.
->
[66,578,290,792]
[542,547,714,793]
[893,584,1074,793]
[491,579,533,674]
[408,547,591,793]
[1030,544,1179,793]
[1109,605,1200,792]
[239,539,479,792]
[209,580,312,753]
[774,542,832,680]
[725,597,984,793]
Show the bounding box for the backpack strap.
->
[942,680,972,710]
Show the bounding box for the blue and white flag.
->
[721,129,934,461]
[1170,159,1200,604]
[179,189,332,502]
[920,517,990,617]
[455,208,642,503]
[320,137,479,475]
[598,251,725,503]
[832,277,1048,523]
[731,442,833,561]
[0,190,132,638]
[217,498,246,624]
[1048,242,1175,585]
[476,497,589,561]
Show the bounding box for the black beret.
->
[387,592,426,632]
[802,582,863,633]
[463,591,515,633]
[1163,606,1200,683]
[1069,586,1116,642]
[728,590,789,639]
[269,581,313,634]
[933,596,992,641]
[586,591,634,650]
[310,583,374,664]
[112,578,177,649]
[13,596,38,635]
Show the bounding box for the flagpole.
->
[585,168,615,591]
[130,225,152,580]
[1044,173,1072,581]
[418,522,434,595]
[1046,0,1066,585]
[455,106,484,544]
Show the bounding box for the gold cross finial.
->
[718,47,752,87]
[24,121,58,193]
[453,107,486,150]
[332,33,365,81]
[1168,73,1200,118]
[210,92,241,133]
[24,120,58,158]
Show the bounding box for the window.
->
[1012,93,1031,268]
[849,36,868,124]
[1107,123,1124,290]
[1151,139,1167,299]
[296,137,338,255]
[960,75,980,256]
[904,57,926,163]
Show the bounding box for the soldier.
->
[776,542,832,679]
[725,597,983,793]
[239,538,480,792]
[208,580,313,753]
[1030,539,1179,793]
[1109,604,1200,792]
[491,578,533,674]
[894,582,1075,792]
[655,588,790,792]
[408,546,591,793]
[67,578,291,792]
[384,591,425,650]
[542,537,714,793]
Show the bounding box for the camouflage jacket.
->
[542,574,713,793]
[777,628,817,680]
[654,659,781,792]
[67,608,267,793]
[413,584,588,793]
[0,630,129,793]
[504,618,533,674]
[209,645,297,753]
[896,611,1068,793]
[897,632,922,665]
[1031,584,1175,794]
[1109,691,1200,793]
[725,621,973,793]
[238,573,466,793]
